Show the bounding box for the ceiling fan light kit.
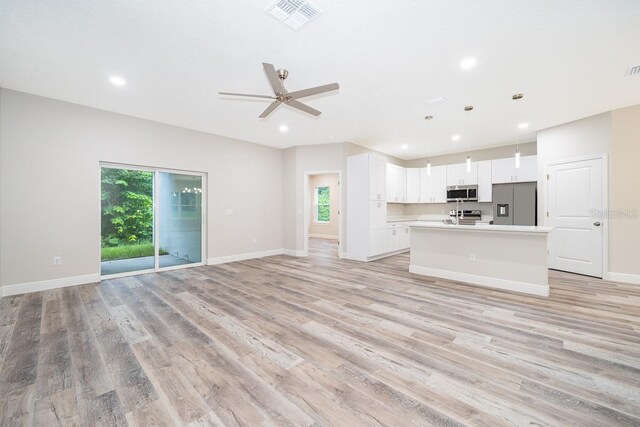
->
[219,62,339,118]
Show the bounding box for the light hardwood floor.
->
[1,238,639,426]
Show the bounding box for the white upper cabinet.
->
[419,165,447,203]
[516,155,537,182]
[446,162,478,186]
[492,155,537,184]
[405,168,421,203]
[477,160,492,202]
[386,163,407,203]
[368,155,387,201]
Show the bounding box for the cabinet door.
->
[477,160,492,202]
[386,163,395,202]
[492,157,515,184]
[432,166,448,203]
[400,226,410,249]
[406,168,420,203]
[369,156,386,201]
[385,227,400,253]
[464,162,478,185]
[515,155,537,182]
[446,163,463,186]
[398,166,407,202]
[369,201,387,229]
[419,167,430,202]
[447,163,477,186]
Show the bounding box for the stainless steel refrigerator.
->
[492,182,537,226]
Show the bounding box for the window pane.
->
[317,205,330,222]
[317,186,330,205]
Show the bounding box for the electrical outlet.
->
[469,254,476,263]
[53,256,62,266]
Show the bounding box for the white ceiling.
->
[1,0,639,159]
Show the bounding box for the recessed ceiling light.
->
[424,115,434,120]
[464,105,474,111]
[109,76,126,86]
[426,96,447,105]
[518,122,529,129]
[279,125,288,132]
[460,58,477,70]
[512,93,524,100]
[451,134,461,141]
[401,144,409,150]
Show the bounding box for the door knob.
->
[594,222,601,226]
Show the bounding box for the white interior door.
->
[547,157,604,277]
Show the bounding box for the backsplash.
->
[387,202,494,222]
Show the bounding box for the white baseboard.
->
[605,271,640,285]
[283,249,307,257]
[207,249,284,265]
[409,265,549,297]
[1,273,101,297]
[308,234,339,240]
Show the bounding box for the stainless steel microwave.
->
[446,185,478,202]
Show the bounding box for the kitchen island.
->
[408,222,553,296]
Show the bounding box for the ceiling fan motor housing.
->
[277,69,289,80]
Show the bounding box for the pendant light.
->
[426,139,432,176]
[464,105,473,173]
[515,131,521,168]
[513,93,525,168]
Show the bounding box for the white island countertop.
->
[408,221,553,234]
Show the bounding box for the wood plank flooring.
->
[1,238,640,426]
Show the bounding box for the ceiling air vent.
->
[267,0,322,30]
[625,65,640,76]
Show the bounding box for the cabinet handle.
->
[377,202,381,208]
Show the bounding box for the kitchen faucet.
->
[455,198,464,225]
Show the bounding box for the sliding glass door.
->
[157,172,203,268]
[100,163,205,277]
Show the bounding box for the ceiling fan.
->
[219,63,339,118]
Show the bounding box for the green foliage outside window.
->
[315,186,330,222]
[101,168,154,248]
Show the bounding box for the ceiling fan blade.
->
[219,92,275,99]
[287,83,340,100]
[258,101,281,118]
[286,99,321,116]
[262,63,283,94]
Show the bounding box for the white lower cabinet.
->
[385,227,400,253]
[400,226,410,249]
[384,224,411,253]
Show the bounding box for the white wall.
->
[610,105,640,279]
[0,89,283,288]
[536,112,611,222]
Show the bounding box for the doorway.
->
[100,163,206,278]
[545,156,606,277]
[304,171,342,258]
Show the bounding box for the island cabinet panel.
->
[419,165,447,203]
[447,162,478,186]
[405,168,421,203]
